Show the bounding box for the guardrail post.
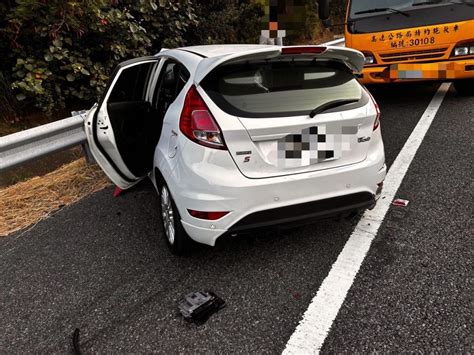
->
[71,110,95,165]
[81,142,95,164]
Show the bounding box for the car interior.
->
[104,59,189,177]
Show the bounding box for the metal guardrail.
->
[0,113,88,173]
[0,39,346,174]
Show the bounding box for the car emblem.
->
[236,151,252,155]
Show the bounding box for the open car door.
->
[84,57,162,189]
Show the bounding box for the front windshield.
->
[350,0,472,18]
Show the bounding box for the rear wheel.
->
[159,181,194,255]
[453,80,473,96]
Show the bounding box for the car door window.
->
[176,65,190,97]
[153,60,190,116]
[109,62,156,103]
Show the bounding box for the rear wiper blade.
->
[354,7,410,17]
[309,99,359,118]
[412,1,456,5]
[412,1,437,5]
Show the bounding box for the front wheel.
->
[159,182,194,255]
[453,80,473,96]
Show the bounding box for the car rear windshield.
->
[201,59,362,118]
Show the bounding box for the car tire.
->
[453,80,473,96]
[158,181,194,255]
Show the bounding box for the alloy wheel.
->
[160,185,175,245]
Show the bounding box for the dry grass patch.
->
[0,158,111,236]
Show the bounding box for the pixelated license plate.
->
[277,124,358,168]
[389,63,459,80]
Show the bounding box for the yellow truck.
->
[320,0,474,94]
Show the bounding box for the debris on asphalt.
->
[72,328,82,355]
[178,291,225,324]
[112,186,123,198]
[392,198,409,207]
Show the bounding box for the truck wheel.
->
[158,181,194,255]
[453,80,473,96]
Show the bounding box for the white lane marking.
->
[283,82,451,354]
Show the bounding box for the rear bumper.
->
[228,192,375,233]
[360,58,474,84]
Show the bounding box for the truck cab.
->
[342,0,474,94]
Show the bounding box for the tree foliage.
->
[0,0,263,115]
[186,0,264,45]
[0,0,198,112]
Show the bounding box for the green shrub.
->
[0,72,18,123]
[1,0,195,113]
[187,0,264,45]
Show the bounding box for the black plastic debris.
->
[72,328,82,355]
[178,291,225,323]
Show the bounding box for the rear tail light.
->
[362,85,380,130]
[180,85,227,150]
[188,210,229,220]
[281,46,326,55]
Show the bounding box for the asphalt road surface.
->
[0,82,471,353]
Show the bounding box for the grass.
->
[0,147,84,188]
[0,158,111,237]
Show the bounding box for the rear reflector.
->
[188,210,230,220]
[281,46,326,55]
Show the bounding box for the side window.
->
[108,62,157,103]
[153,59,189,114]
[176,66,190,97]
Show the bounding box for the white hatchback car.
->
[85,44,386,254]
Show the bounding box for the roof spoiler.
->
[194,45,365,84]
